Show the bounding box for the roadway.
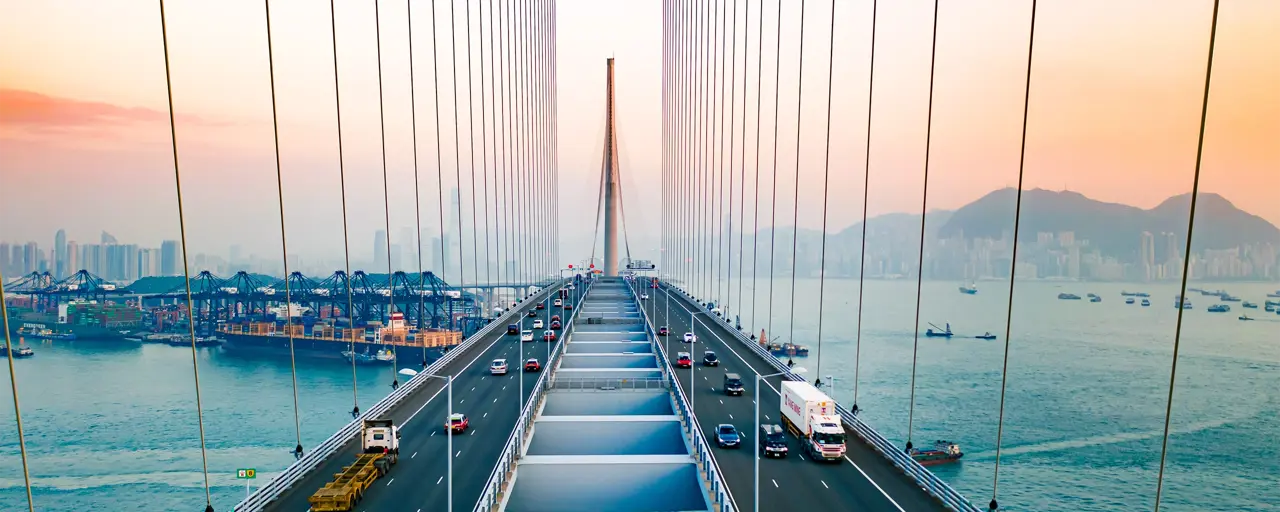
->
[265,281,585,512]
[637,281,949,512]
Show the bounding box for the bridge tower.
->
[601,58,621,276]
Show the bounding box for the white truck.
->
[779,381,847,462]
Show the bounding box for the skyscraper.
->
[1140,231,1156,280]
[374,230,388,271]
[54,229,67,278]
[161,240,180,276]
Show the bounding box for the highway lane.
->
[640,282,948,512]
[265,282,582,512]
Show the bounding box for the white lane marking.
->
[844,455,906,511]
[431,431,436,436]
[484,412,488,418]
[460,399,465,403]
[471,386,476,391]
[471,430,477,436]
[729,414,734,420]
[456,451,462,458]
[436,476,443,485]
[765,415,770,421]
[503,385,507,390]
[719,400,723,404]
[822,480,829,489]
[411,452,417,458]
[772,479,779,488]
[385,478,395,486]
[493,398,499,403]
[799,454,805,461]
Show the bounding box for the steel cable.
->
[988,2,1038,509]
[501,0,515,299]
[736,0,749,327]
[326,0,362,417]
[465,0,482,292]
[0,273,34,511]
[155,2,214,508]
[714,0,726,307]
[430,0,451,330]
[406,0,428,356]
[475,0,494,294]
[449,0,469,292]
[1153,1,1220,510]
[749,0,763,335]
[696,0,707,298]
[551,0,560,270]
[765,0,782,344]
[372,0,400,387]
[850,0,878,413]
[785,0,808,366]
[487,0,503,296]
[262,0,305,458]
[905,0,941,453]
[812,0,836,383]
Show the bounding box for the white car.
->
[554,298,563,307]
[640,293,649,300]
[683,332,697,343]
[520,330,534,342]
[533,319,544,329]
[490,359,508,375]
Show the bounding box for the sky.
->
[1,0,1277,270]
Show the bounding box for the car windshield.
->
[449,415,464,423]
[765,432,785,444]
[719,426,737,436]
[704,353,716,360]
[814,431,846,445]
[726,378,741,386]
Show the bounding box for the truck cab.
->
[779,381,847,461]
[362,418,401,462]
[723,373,744,396]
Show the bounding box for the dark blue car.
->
[716,424,741,448]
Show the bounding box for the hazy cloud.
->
[0,88,227,133]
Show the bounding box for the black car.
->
[723,373,744,396]
[702,351,718,367]
[506,324,519,335]
[759,424,788,458]
[527,309,537,318]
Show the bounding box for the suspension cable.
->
[500,0,514,298]
[749,0,763,335]
[905,0,941,452]
[714,0,726,306]
[406,0,428,361]
[327,0,362,418]
[850,0,878,413]
[551,0,560,271]
[765,0,781,342]
[465,0,482,293]
[477,0,494,292]
[812,0,836,382]
[695,0,706,298]
[372,0,400,388]
[429,0,450,330]
[0,272,34,511]
[989,2,1038,509]
[736,0,748,326]
[449,0,468,294]
[785,0,808,366]
[1154,1,1220,510]
[156,2,214,509]
[262,0,305,458]
[486,0,501,297]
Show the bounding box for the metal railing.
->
[234,280,568,512]
[639,283,739,512]
[470,278,594,512]
[549,376,670,391]
[663,284,981,512]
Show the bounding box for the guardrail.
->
[471,278,594,512]
[550,377,670,391]
[638,282,738,512]
[234,279,568,512]
[661,284,981,512]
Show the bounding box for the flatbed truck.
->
[307,418,401,511]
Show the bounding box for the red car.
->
[543,330,557,342]
[562,303,573,310]
[446,413,469,433]
[524,359,541,372]
[551,315,561,322]
[550,320,562,330]
[658,326,669,336]
[676,352,693,368]
[536,303,546,310]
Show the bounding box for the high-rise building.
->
[1140,231,1156,280]
[161,240,180,276]
[374,230,388,270]
[101,231,118,245]
[54,229,67,278]
[0,243,10,275]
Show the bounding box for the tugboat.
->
[1239,314,1254,321]
[925,323,954,338]
[1,344,35,358]
[974,332,997,340]
[1242,301,1257,309]
[909,440,963,466]
[958,283,978,295]
[1125,298,1135,305]
[1207,304,1230,313]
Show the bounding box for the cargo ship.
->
[5,300,142,340]
[218,311,462,362]
[909,440,963,466]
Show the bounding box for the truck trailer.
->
[779,381,847,462]
[307,418,401,511]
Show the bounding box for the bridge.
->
[1,0,1241,511]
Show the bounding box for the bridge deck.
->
[259,284,576,512]
[646,282,951,512]
[502,279,711,512]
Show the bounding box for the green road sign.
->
[236,468,257,479]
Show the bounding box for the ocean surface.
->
[3,279,1279,511]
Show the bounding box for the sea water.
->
[2,279,1278,511]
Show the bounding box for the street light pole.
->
[755,368,806,512]
[447,374,453,512]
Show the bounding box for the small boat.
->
[1268,291,1280,298]
[925,323,954,338]
[1220,295,1241,302]
[974,332,997,340]
[1176,296,1192,309]
[768,343,809,357]
[1141,299,1151,307]
[1121,291,1151,298]
[1125,298,1135,304]
[1089,296,1102,303]
[1,345,35,358]
[909,440,963,466]
[344,348,396,364]
[1242,301,1257,309]
[1238,315,1253,321]
[1057,293,1082,300]
[1207,304,1230,313]
[959,283,978,295]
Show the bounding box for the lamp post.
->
[415,372,454,511]
[755,367,806,512]
[825,375,838,408]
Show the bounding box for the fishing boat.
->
[1089,295,1102,303]
[1220,294,1242,302]
[959,283,978,295]
[1141,299,1151,307]
[1176,296,1193,309]
[343,348,396,364]
[1239,314,1253,321]
[974,332,997,340]
[1207,304,1230,313]
[1125,298,1135,305]
[1,344,35,358]
[1242,301,1258,309]
[909,440,963,466]
[1057,293,1081,300]
[925,323,954,338]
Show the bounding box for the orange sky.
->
[0,0,1276,260]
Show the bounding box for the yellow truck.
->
[308,419,401,512]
